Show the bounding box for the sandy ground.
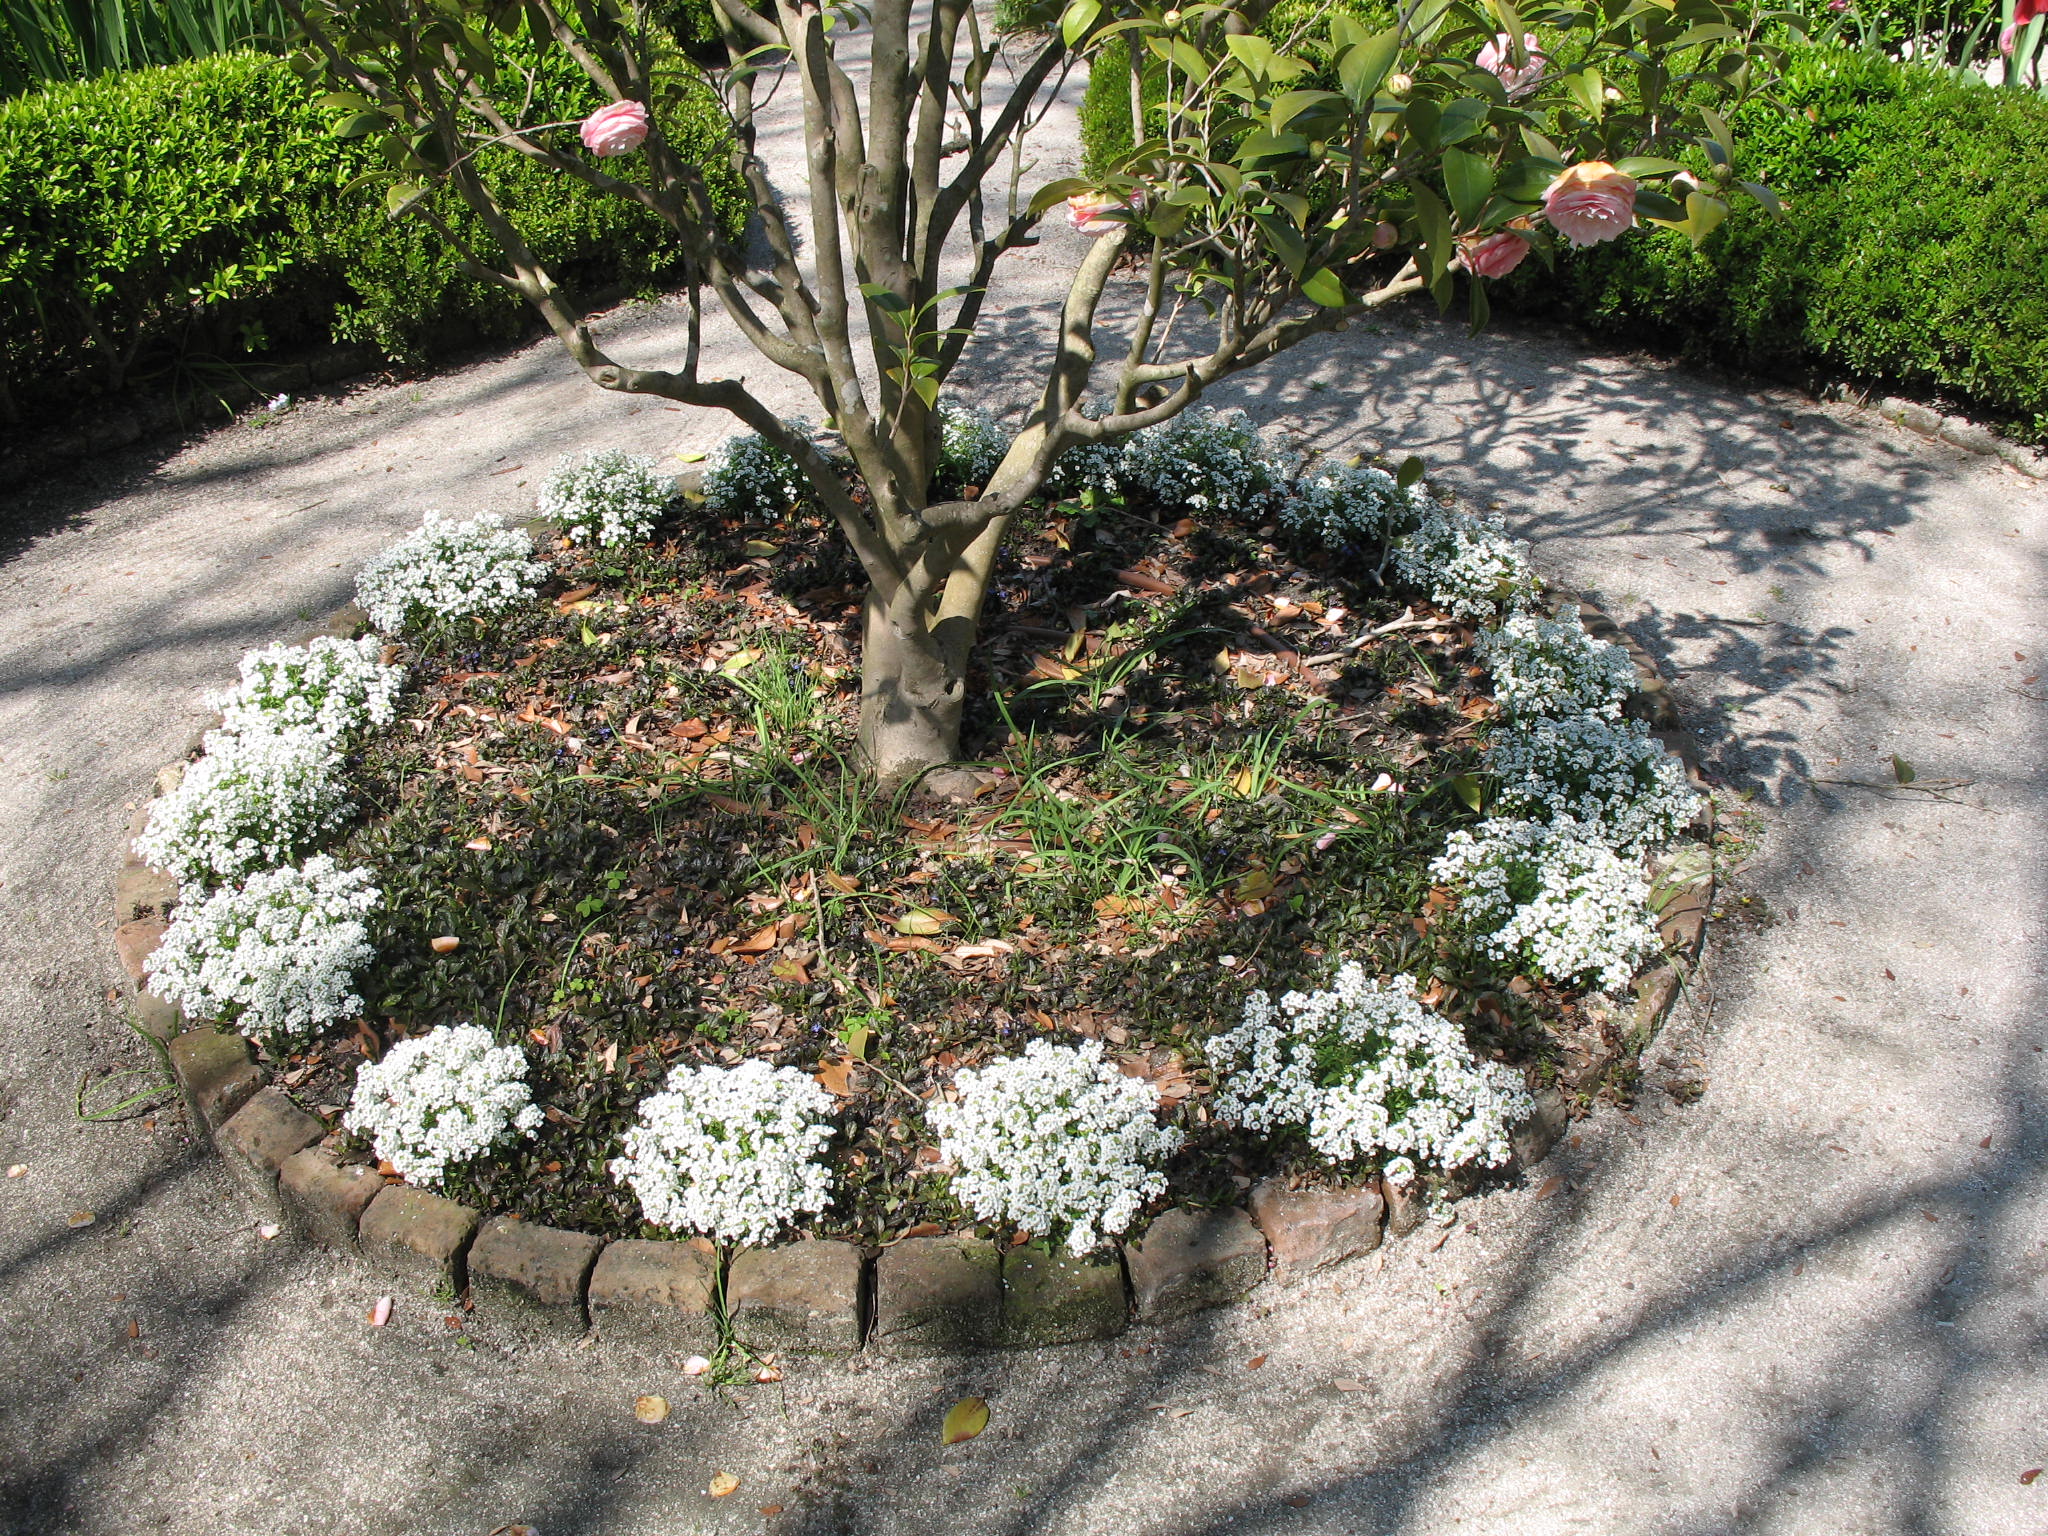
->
[4,32,2048,1536]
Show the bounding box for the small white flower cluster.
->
[345,1023,543,1188]
[1278,461,1431,558]
[536,448,674,547]
[1208,967,1532,1173]
[207,635,405,744]
[145,856,379,1046]
[611,1059,835,1245]
[1476,605,1637,720]
[354,511,548,635]
[1392,506,1538,621]
[699,421,818,521]
[134,726,353,890]
[932,1038,1183,1255]
[1115,405,1287,514]
[936,405,1007,490]
[1491,714,1702,852]
[1430,817,1660,991]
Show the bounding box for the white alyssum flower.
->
[611,1059,835,1245]
[207,635,406,744]
[1392,506,1538,620]
[699,421,818,521]
[1490,714,1702,852]
[936,404,1008,490]
[133,726,351,891]
[1278,460,1430,557]
[355,511,548,634]
[1116,405,1288,513]
[537,448,674,546]
[1476,606,1637,720]
[345,1024,543,1188]
[145,857,379,1046]
[932,1038,1183,1255]
[1431,816,1659,992]
[1208,967,1531,1172]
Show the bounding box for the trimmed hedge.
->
[1078,42,2048,437]
[0,46,745,427]
[1502,51,2048,437]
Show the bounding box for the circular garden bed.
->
[118,408,1714,1350]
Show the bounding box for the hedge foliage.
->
[1504,50,2048,436]
[0,44,745,425]
[1079,41,2048,436]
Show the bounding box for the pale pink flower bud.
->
[1371,220,1400,249]
[580,100,650,158]
[1475,32,1546,96]
[1542,161,1638,248]
[1066,190,1131,236]
[1387,72,1414,97]
[1453,230,1531,280]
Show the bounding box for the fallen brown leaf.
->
[1246,1353,1268,1369]
[1534,1177,1563,1200]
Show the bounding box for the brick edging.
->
[115,599,1714,1354]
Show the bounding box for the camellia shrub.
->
[283,0,1783,782]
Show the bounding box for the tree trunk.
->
[856,589,969,787]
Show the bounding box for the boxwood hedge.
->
[0,44,745,429]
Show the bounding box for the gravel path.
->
[4,41,2047,1536]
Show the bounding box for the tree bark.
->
[857,587,970,786]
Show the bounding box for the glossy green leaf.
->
[1441,147,1495,227]
[1336,27,1400,111]
[1060,0,1099,48]
[1028,177,1091,216]
[1438,97,1491,147]
[1300,266,1347,307]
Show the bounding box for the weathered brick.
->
[588,1239,720,1351]
[130,989,183,1041]
[279,1147,387,1254]
[1381,1175,1425,1239]
[870,1236,999,1356]
[113,919,165,985]
[1510,1088,1569,1171]
[997,1247,1127,1347]
[1125,1206,1267,1321]
[727,1240,866,1354]
[168,1029,264,1132]
[468,1216,605,1338]
[1249,1181,1383,1285]
[214,1088,324,1217]
[359,1186,480,1296]
[114,864,178,926]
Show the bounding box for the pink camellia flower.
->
[1542,161,1639,248]
[580,100,651,158]
[1475,32,1547,96]
[1453,229,1532,280]
[1065,190,1131,236]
